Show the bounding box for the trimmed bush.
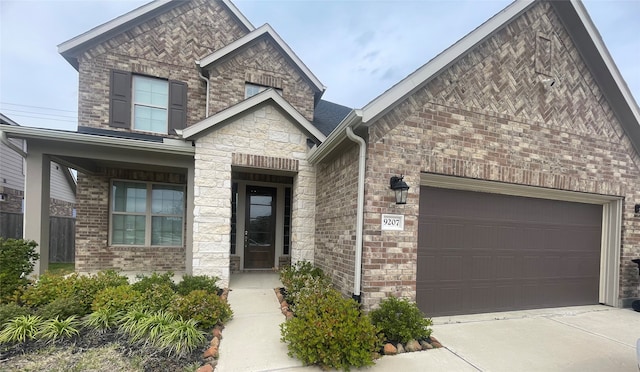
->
[20,272,68,308]
[139,283,176,312]
[35,297,86,320]
[279,260,329,306]
[369,296,433,344]
[0,303,31,328]
[91,285,143,313]
[175,275,220,295]
[132,272,176,293]
[0,239,39,303]
[280,288,381,371]
[169,290,232,330]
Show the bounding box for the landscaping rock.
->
[203,346,219,359]
[196,364,213,372]
[383,343,397,355]
[396,343,405,354]
[420,340,433,349]
[405,339,422,352]
[429,336,443,348]
[285,311,294,320]
[212,327,223,340]
[210,336,220,348]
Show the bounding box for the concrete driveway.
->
[432,305,640,371]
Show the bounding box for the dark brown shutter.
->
[109,70,132,128]
[168,80,187,134]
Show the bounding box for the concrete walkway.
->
[217,273,640,371]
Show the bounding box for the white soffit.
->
[198,24,325,93]
[181,89,326,142]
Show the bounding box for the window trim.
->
[244,82,282,98]
[109,179,185,247]
[132,75,169,134]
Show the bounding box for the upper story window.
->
[133,76,168,133]
[109,70,187,135]
[245,83,282,99]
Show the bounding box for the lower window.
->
[111,181,184,246]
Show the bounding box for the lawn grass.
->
[47,262,75,276]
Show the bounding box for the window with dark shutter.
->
[109,70,132,128]
[168,80,187,134]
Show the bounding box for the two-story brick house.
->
[1,0,638,316]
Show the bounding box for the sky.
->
[0,0,639,131]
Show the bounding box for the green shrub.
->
[21,270,129,313]
[38,315,80,342]
[84,308,122,333]
[279,260,328,306]
[0,303,31,327]
[91,285,142,313]
[280,288,381,371]
[139,283,177,312]
[35,297,86,320]
[131,272,176,293]
[169,290,232,330]
[158,318,206,357]
[0,239,39,303]
[0,315,42,343]
[175,275,220,295]
[20,272,68,308]
[369,296,433,344]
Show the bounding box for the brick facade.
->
[314,145,360,296]
[0,186,23,214]
[357,2,640,310]
[77,0,248,134]
[75,169,186,273]
[204,38,316,122]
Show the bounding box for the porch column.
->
[186,163,195,275]
[24,146,50,275]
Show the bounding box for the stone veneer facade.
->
[192,104,316,287]
[354,2,640,310]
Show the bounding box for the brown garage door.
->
[417,186,602,317]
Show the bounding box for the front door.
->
[244,186,276,269]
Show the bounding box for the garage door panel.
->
[418,186,602,316]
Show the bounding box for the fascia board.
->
[563,0,640,154]
[198,24,325,93]
[182,89,326,142]
[58,0,173,55]
[361,0,535,124]
[0,124,195,156]
[221,0,255,31]
[58,0,255,59]
[307,109,363,164]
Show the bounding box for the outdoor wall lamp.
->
[390,175,410,205]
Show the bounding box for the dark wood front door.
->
[244,186,276,269]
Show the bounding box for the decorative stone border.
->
[196,288,230,372]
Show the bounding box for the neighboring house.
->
[0,0,638,316]
[0,113,77,262]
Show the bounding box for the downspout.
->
[345,126,365,303]
[196,63,210,118]
[0,130,27,158]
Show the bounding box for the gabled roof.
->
[198,24,326,94]
[0,113,19,126]
[359,0,640,154]
[58,0,254,70]
[181,89,326,143]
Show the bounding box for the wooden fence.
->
[0,213,75,263]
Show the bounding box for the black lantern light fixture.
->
[390,175,410,205]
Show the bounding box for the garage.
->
[417,186,603,317]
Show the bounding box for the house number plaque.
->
[381,214,404,231]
